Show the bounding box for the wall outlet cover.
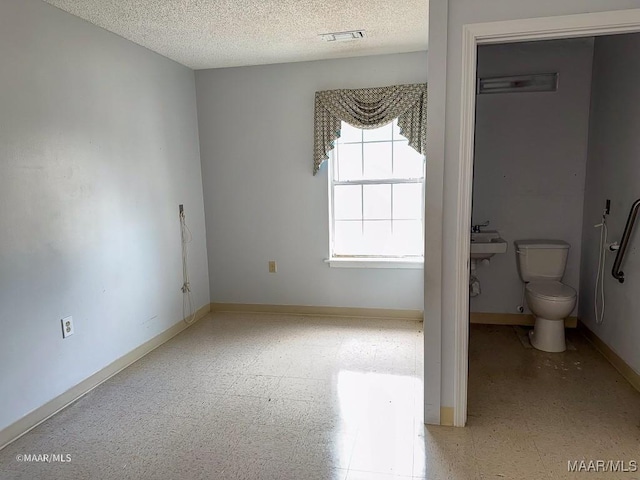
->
[268,261,277,273]
[61,316,74,339]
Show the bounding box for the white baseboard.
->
[210,302,423,321]
[0,304,210,451]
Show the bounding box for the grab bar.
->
[612,198,640,283]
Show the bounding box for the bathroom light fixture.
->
[320,30,366,42]
[477,73,558,94]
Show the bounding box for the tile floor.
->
[468,324,640,480]
[1,314,639,480]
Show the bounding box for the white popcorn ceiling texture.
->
[43,0,429,70]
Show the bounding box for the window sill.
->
[325,257,424,269]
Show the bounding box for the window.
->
[328,120,425,264]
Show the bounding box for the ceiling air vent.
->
[320,30,366,42]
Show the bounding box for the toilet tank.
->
[515,240,570,282]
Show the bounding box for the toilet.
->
[515,240,577,353]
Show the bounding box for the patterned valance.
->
[313,83,427,175]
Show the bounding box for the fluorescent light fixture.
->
[477,73,558,94]
[320,30,366,42]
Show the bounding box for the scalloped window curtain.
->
[313,83,427,175]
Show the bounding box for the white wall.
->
[0,0,209,432]
[195,53,427,310]
[427,0,640,413]
[471,39,594,315]
[579,33,640,375]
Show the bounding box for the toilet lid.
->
[526,281,576,301]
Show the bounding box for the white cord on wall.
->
[594,212,608,325]
[180,208,197,324]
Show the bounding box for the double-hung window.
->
[328,119,425,265]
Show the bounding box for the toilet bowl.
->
[525,281,576,352]
[515,239,577,352]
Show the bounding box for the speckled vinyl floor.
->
[1,315,639,480]
[468,324,640,480]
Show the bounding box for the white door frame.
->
[453,8,640,427]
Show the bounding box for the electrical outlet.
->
[268,261,277,273]
[61,316,74,339]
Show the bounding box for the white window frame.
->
[326,121,425,269]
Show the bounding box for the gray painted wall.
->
[580,33,640,375]
[471,39,594,315]
[0,0,209,431]
[427,0,640,412]
[195,53,427,310]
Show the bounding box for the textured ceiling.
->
[43,0,428,70]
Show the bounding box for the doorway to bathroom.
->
[459,14,640,471]
[469,38,590,343]
[444,10,640,427]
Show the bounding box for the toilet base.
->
[528,317,566,353]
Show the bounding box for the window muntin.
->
[329,120,425,258]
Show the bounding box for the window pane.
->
[393,141,424,179]
[334,220,362,255]
[393,184,423,220]
[335,219,423,257]
[334,185,362,220]
[363,184,391,220]
[363,142,392,180]
[336,143,362,181]
[392,119,403,139]
[330,119,425,258]
[363,122,393,142]
[338,122,362,144]
[391,220,423,256]
[363,220,392,256]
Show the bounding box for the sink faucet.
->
[471,221,490,233]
